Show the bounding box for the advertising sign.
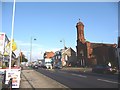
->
[5,69,21,88]
[0,33,5,54]
[4,36,10,56]
[0,32,10,56]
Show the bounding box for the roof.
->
[91,43,117,48]
[62,47,76,54]
[76,19,84,26]
[44,51,54,58]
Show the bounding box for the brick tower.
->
[76,19,87,67]
[76,20,85,44]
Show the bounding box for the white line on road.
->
[71,73,87,78]
[97,79,120,84]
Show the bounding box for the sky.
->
[118,2,120,37]
[1,1,118,61]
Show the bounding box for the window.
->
[80,50,84,56]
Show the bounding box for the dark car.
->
[33,65,38,69]
[92,65,117,74]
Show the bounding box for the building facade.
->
[0,32,16,68]
[62,47,77,67]
[117,37,120,70]
[52,47,76,67]
[52,51,62,68]
[76,21,117,67]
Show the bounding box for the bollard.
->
[1,70,7,90]
[7,78,12,90]
[2,70,6,89]
[2,70,6,84]
[2,75,12,90]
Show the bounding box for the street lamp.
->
[9,0,16,69]
[60,39,65,50]
[60,39,66,66]
[30,37,36,64]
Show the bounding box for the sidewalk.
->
[0,75,2,90]
[20,68,70,89]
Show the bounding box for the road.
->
[35,68,119,88]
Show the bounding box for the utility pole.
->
[30,37,32,64]
[20,50,22,64]
[30,37,36,64]
[9,0,16,69]
[60,39,65,50]
[60,39,66,65]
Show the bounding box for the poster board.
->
[5,69,21,88]
[0,33,5,54]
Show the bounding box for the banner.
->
[6,39,17,51]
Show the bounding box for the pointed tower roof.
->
[76,18,84,26]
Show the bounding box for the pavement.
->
[0,66,91,89]
[0,75,2,90]
[0,66,118,89]
[20,67,70,89]
[19,66,93,89]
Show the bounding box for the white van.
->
[44,58,52,69]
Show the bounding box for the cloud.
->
[14,40,62,61]
[15,40,43,56]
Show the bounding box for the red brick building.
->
[76,20,117,67]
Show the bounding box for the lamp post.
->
[60,39,65,50]
[60,39,66,66]
[9,0,16,69]
[30,37,36,64]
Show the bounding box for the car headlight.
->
[109,68,112,71]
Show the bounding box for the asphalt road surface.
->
[35,68,119,88]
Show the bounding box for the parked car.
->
[53,64,62,69]
[92,65,117,74]
[33,65,38,69]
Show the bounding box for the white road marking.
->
[72,73,87,78]
[97,79,120,84]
